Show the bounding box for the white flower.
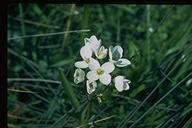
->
[84,35,101,52]
[75,44,94,69]
[73,68,85,84]
[95,46,108,59]
[109,45,131,67]
[86,80,97,94]
[86,58,115,85]
[114,76,131,92]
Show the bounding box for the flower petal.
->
[88,58,100,71]
[109,46,113,60]
[123,79,131,90]
[75,61,88,69]
[80,44,92,59]
[115,58,131,67]
[90,35,98,41]
[110,45,122,61]
[101,62,115,73]
[99,73,111,85]
[123,83,130,90]
[114,76,124,92]
[84,35,101,52]
[115,45,123,59]
[74,77,85,84]
[86,80,97,94]
[90,35,101,46]
[87,71,99,81]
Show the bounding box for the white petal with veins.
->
[115,58,131,67]
[88,58,100,71]
[115,45,123,59]
[101,62,115,73]
[87,71,99,81]
[99,73,111,85]
[84,35,101,52]
[75,61,88,69]
[80,44,92,59]
[114,76,124,92]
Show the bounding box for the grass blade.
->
[118,60,181,128]
[129,72,192,128]
[8,30,90,41]
[58,68,80,109]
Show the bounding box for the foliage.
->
[8,4,192,128]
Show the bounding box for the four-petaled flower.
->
[74,35,131,94]
[87,58,115,85]
[109,45,131,67]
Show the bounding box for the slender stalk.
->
[19,3,26,44]
[8,29,90,41]
[50,108,74,128]
[60,4,76,53]
[8,78,61,84]
[8,15,60,29]
[146,5,151,64]
[58,68,80,109]
[8,88,37,93]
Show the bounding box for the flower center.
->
[96,68,104,75]
[84,58,90,64]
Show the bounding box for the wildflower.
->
[87,58,115,85]
[95,46,108,59]
[86,80,97,94]
[73,68,85,84]
[84,35,101,52]
[74,35,132,94]
[114,76,131,92]
[109,45,131,67]
[75,44,94,69]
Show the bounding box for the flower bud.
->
[95,46,108,59]
[86,80,97,94]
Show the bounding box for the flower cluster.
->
[74,35,131,94]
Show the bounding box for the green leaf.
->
[80,103,89,124]
[129,84,146,98]
[58,68,80,109]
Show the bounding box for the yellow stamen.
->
[85,58,90,63]
[96,68,104,75]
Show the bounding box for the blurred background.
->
[8,4,192,128]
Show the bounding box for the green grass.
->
[8,4,192,128]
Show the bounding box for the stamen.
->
[96,68,104,75]
[85,58,90,63]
